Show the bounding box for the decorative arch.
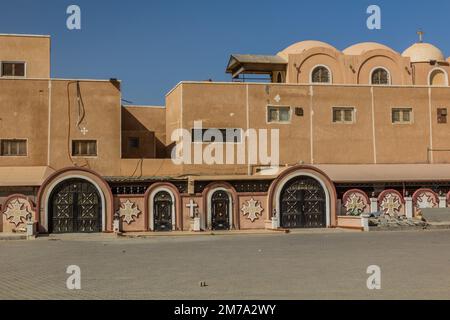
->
[2,194,36,232]
[377,189,405,216]
[202,182,239,230]
[413,189,439,209]
[37,167,114,233]
[428,68,449,86]
[268,165,337,228]
[144,182,182,231]
[310,64,333,84]
[354,50,403,85]
[342,189,370,216]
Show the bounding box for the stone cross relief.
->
[186,199,198,218]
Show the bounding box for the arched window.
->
[429,69,448,86]
[311,66,331,84]
[371,68,390,85]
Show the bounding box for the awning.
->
[0,166,55,186]
[313,164,450,183]
[226,54,287,79]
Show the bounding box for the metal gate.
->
[211,190,230,230]
[153,191,173,231]
[280,176,326,228]
[49,179,102,233]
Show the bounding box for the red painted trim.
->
[342,189,370,206]
[144,182,182,231]
[377,189,405,205]
[412,188,439,205]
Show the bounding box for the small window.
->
[128,137,140,149]
[437,108,448,124]
[333,107,355,123]
[1,62,25,77]
[371,68,390,85]
[268,106,291,123]
[311,66,331,83]
[72,140,97,156]
[192,128,242,143]
[0,139,27,156]
[392,108,412,124]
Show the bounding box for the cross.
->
[80,127,89,135]
[186,199,198,218]
[417,30,424,43]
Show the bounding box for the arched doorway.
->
[211,190,231,230]
[280,176,326,228]
[49,178,102,233]
[153,191,173,231]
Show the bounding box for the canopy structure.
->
[226,54,287,79]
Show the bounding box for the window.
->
[311,66,331,83]
[268,106,291,123]
[371,68,390,85]
[72,140,97,156]
[192,128,242,143]
[1,62,25,77]
[437,108,447,124]
[128,137,140,149]
[332,107,355,123]
[0,139,27,156]
[392,108,412,124]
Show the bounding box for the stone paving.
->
[1,229,450,299]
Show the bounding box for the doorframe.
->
[44,175,106,232]
[275,172,330,228]
[207,188,233,230]
[148,187,176,231]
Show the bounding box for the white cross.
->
[274,94,281,103]
[186,199,198,218]
[80,127,89,135]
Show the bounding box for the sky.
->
[1,0,449,105]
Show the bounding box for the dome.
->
[402,43,445,63]
[277,40,338,59]
[343,42,397,55]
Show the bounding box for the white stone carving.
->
[344,193,367,216]
[416,193,437,209]
[380,193,402,216]
[241,198,263,222]
[118,200,141,225]
[4,199,32,227]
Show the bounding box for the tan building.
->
[1,34,450,235]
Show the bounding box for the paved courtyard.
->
[1,229,450,300]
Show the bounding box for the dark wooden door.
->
[211,190,230,230]
[153,191,173,231]
[50,179,101,233]
[280,176,326,228]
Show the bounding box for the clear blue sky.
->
[1,0,449,105]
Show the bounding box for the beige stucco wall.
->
[0,35,50,78]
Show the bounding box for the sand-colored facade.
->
[1,34,450,235]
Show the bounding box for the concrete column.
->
[370,198,378,213]
[439,196,447,208]
[405,197,413,219]
[361,214,370,232]
[113,213,122,235]
[26,220,36,240]
[193,217,201,232]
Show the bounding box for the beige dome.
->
[343,42,397,55]
[277,40,338,59]
[402,43,445,63]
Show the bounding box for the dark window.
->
[268,106,291,122]
[72,140,97,156]
[371,68,390,85]
[1,139,27,156]
[1,62,25,77]
[392,108,412,124]
[128,137,140,149]
[311,66,331,83]
[333,108,354,123]
[192,128,242,143]
[438,108,448,124]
